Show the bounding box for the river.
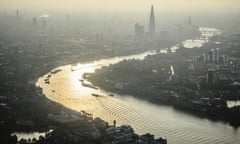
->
[37,28,240,144]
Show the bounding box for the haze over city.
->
[0,0,240,144]
[1,0,240,12]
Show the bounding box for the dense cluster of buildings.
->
[192,48,229,63]
[139,133,167,144]
[0,6,171,144]
[105,124,167,144]
[133,5,199,50]
[88,28,240,126]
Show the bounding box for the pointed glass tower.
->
[148,5,155,34]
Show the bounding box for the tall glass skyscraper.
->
[148,5,156,35]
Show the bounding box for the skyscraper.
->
[148,5,156,35]
[135,23,145,39]
[33,17,37,26]
[188,16,192,26]
[211,49,215,62]
[207,69,217,84]
[215,48,220,63]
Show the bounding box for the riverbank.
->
[34,28,240,144]
[87,32,240,128]
[88,75,240,128]
[0,37,172,144]
[1,51,169,144]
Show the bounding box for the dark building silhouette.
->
[148,5,156,35]
[188,16,192,26]
[139,133,167,144]
[113,120,116,127]
[33,17,37,26]
[16,9,19,18]
[207,69,217,84]
[207,49,215,62]
[135,23,145,39]
[215,48,220,63]
[206,48,220,63]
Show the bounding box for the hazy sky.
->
[1,0,240,13]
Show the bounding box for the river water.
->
[37,28,240,144]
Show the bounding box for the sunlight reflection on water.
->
[37,27,240,144]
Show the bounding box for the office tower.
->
[207,51,211,62]
[207,69,217,84]
[211,49,215,62]
[188,16,192,26]
[215,48,220,63]
[148,5,156,35]
[202,53,207,62]
[207,49,216,62]
[33,17,37,26]
[135,23,145,38]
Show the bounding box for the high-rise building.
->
[33,17,37,26]
[202,53,207,62]
[188,16,192,26]
[207,69,217,84]
[215,48,220,63]
[207,51,211,62]
[211,49,215,62]
[207,49,216,62]
[148,5,156,35]
[135,23,145,39]
[205,48,220,63]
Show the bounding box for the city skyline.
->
[0,1,240,144]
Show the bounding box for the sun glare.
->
[70,63,96,90]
